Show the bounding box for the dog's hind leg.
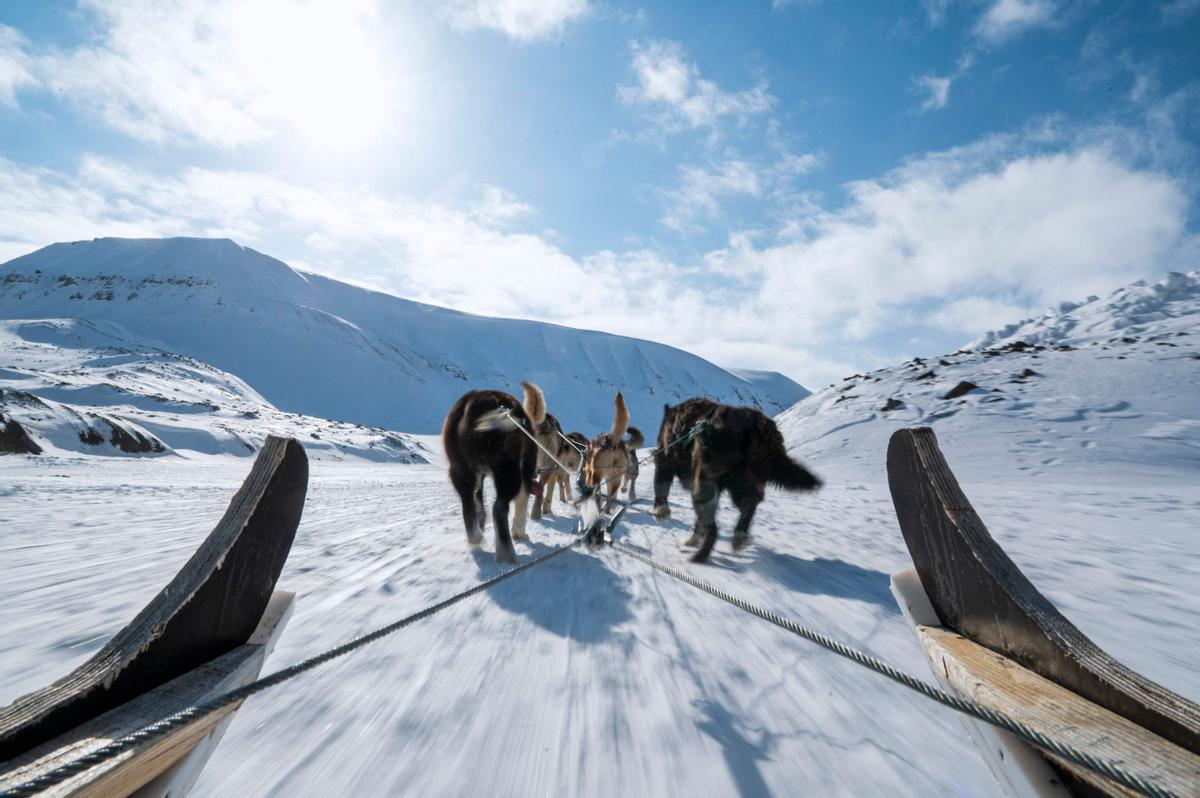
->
[511,484,531,542]
[450,466,483,546]
[689,474,721,563]
[652,456,674,521]
[728,476,764,552]
[491,470,520,563]
[475,477,486,532]
[539,471,555,515]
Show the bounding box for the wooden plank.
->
[130,590,296,798]
[0,437,308,762]
[0,591,295,797]
[886,427,1200,756]
[891,568,1072,798]
[914,624,1200,798]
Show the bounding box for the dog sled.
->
[887,428,1198,797]
[0,437,307,797]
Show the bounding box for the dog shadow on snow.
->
[715,544,899,615]
[470,517,633,644]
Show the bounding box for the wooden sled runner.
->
[886,427,1199,798]
[0,436,308,797]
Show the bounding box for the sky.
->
[0,1,1198,389]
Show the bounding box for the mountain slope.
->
[0,238,803,433]
[779,270,1200,481]
[0,318,425,461]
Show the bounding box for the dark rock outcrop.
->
[942,381,979,400]
[0,416,42,454]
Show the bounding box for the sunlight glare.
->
[228,0,396,152]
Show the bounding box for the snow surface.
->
[0,238,808,434]
[1,271,1197,796]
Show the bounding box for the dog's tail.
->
[758,416,821,490]
[522,381,547,425]
[625,426,645,450]
[611,392,629,442]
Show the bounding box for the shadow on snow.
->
[471,537,633,644]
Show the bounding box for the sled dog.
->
[652,398,822,563]
[442,382,546,563]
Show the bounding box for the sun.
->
[227,0,399,153]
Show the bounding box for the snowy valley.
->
[1,254,1197,796]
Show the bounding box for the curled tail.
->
[522,381,547,425]
[625,426,645,450]
[611,392,629,442]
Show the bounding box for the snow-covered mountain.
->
[0,318,426,461]
[0,238,807,435]
[780,270,1200,480]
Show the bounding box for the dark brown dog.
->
[442,382,546,563]
[652,398,821,563]
[623,426,645,500]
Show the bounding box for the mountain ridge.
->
[0,237,809,434]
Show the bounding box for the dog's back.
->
[694,403,820,490]
[442,389,526,473]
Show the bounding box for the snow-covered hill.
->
[779,270,1200,481]
[0,238,807,434]
[0,318,425,461]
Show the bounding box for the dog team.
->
[441,382,821,565]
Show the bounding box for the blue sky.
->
[1,0,1198,388]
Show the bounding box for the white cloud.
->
[915,74,953,111]
[659,160,761,231]
[7,0,396,149]
[0,132,1191,389]
[0,25,37,107]
[1161,0,1200,22]
[658,151,821,231]
[922,0,956,26]
[975,0,1057,43]
[444,0,589,42]
[470,185,533,226]
[929,296,1034,334]
[619,40,774,133]
[713,145,1188,346]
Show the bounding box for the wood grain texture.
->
[916,625,1200,798]
[887,427,1200,756]
[0,436,307,762]
[0,591,295,797]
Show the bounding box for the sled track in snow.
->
[1,526,1179,798]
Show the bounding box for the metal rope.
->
[503,410,573,474]
[1,535,586,797]
[607,540,1175,798]
[574,422,705,502]
[556,428,588,454]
